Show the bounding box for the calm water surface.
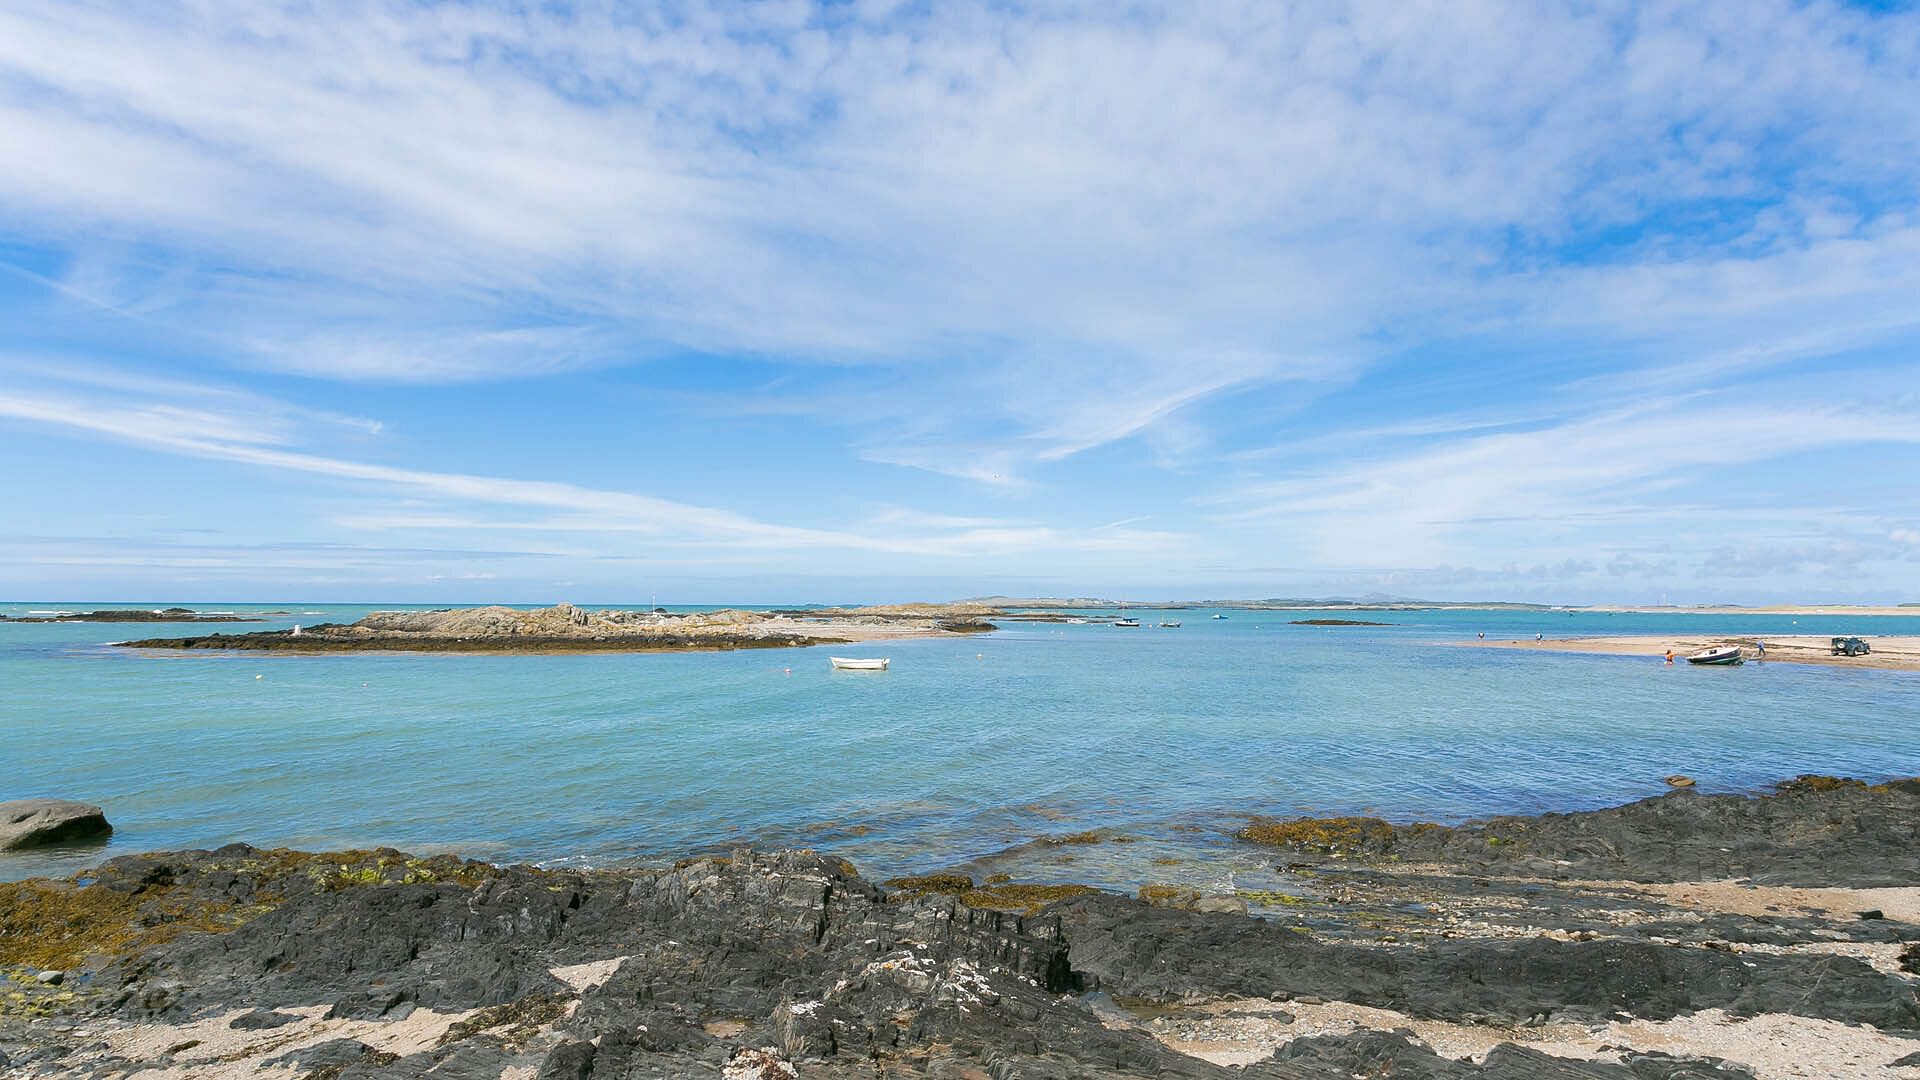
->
[4,603,1918,882]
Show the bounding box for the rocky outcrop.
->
[1239,775,1920,886]
[0,799,111,850]
[114,603,991,653]
[5,779,1920,1076]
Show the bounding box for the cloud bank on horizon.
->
[2,0,1918,603]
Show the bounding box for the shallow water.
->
[4,603,1918,883]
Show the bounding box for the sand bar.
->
[1454,633,1920,672]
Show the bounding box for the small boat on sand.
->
[829,656,890,671]
[1686,646,1743,666]
[1113,618,1140,628]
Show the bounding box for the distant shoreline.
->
[972,597,1920,615]
[11,598,1919,617]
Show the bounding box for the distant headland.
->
[0,608,263,624]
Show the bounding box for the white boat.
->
[1211,614,1227,619]
[829,656,890,671]
[1113,618,1140,628]
[1686,645,1743,666]
[1159,620,1181,628]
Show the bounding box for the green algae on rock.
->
[880,872,974,898]
[881,872,1101,913]
[958,882,1100,915]
[1237,816,1403,856]
[0,846,501,974]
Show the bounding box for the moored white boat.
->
[829,656,890,671]
[1159,620,1181,628]
[1686,645,1743,666]
[1113,618,1140,627]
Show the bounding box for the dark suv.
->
[1831,636,1871,657]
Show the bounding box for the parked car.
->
[1831,636,1872,657]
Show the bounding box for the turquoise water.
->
[4,603,1919,883]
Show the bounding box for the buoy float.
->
[255,674,263,680]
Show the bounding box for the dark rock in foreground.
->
[5,777,1920,1076]
[0,799,112,850]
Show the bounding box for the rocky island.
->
[114,603,996,654]
[4,776,1919,1077]
[1,608,262,624]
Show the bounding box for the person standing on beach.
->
[1665,648,1675,665]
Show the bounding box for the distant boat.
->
[1686,646,1743,666]
[1211,614,1227,619]
[829,656,890,671]
[1113,618,1141,628]
[1159,620,1181,628]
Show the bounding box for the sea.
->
[4,603,1918,890]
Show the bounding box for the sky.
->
[2,1,1919,605]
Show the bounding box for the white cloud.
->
[0,370,1194,564]
[2,3,1919,599]
[1209,392,1920,569]
[2,1,1917,486]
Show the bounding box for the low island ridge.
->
[114,602,997,654]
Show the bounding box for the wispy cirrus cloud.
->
[0,365,1191,565]
[1208,385,1920,573]
[4,1,1918,485]
[2,2,1920,599]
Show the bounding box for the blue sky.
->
[2,0,1918,604]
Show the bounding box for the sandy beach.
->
[1584,604,1920,617]
[1455,634,1920,672]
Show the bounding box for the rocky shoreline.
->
[5,777,1920,1077]
[114,603,995,655]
